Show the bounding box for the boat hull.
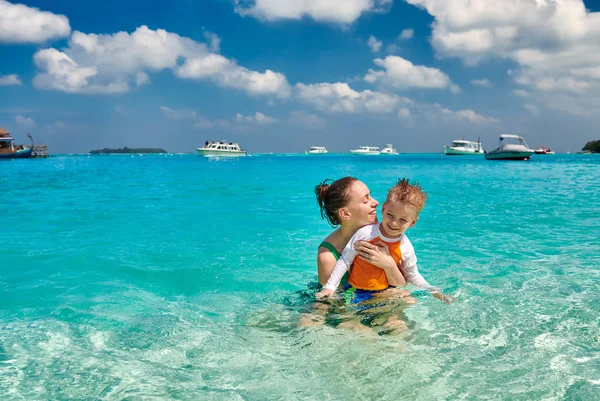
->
[350,151,380,156]
[196,149,247,157]
[0,147,33,159]
[443,146,484,156]
[380,152,398,155]
[307,151,328,154]
[485,151,534,160]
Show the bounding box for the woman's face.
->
[343,181,379,227]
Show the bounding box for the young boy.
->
[316,178,452,303]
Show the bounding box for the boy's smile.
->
[379,201,418,238]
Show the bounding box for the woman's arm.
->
[317,248,339,286]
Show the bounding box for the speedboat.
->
[485,134,534,160]
[306,146,328,154]
[0,127,33,159]
[350,146,380,156]
[534,146,555,155]
[197,141,247,157]
[380,144,399,155]
[443,139,484,155]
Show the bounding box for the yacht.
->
[350,146,380,156]
[306,146,328,154]
[197,141,247,157]
[443,139,484,155]
[0,127,33,159]
[533,146,555,155]
[380,144,399,155]
[485,134,534,160]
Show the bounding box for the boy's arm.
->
[401,262,455,304]
[316,257,352,298]
[401,262,434,289]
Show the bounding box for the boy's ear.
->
[381,202,388,213]
[339,207,351,220]
[409,216,419,228]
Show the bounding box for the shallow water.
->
[1,153,599,400]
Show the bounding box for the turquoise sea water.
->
[1,153,599,400]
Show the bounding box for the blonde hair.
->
[385,178,427,212]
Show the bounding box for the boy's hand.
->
[433,292,456,304]
[316,289,334,300]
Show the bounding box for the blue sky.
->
[1,0,600,153]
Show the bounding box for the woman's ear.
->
[339,207,351,220]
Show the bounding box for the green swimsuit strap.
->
[319,241,341,260]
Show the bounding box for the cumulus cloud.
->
[0,74,22,86]
[364,56,458,91]
[234,0,393,24]
[403,0,600,114]
[471,78,493,87]
[295,82,413,114]
[524,104,539,116]
[235,112,277,125]
[398,108,411,118]
[15,115,36,129]
[203,30,221,52]
[0,1,70,43]
[434,105,499,124]
[368,36,382,52]
[398,29,414,40]
[33,26,291,97]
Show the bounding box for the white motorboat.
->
[443,139,484,155]
[485,134,534,160]
[197,141,247,157]
[533,146,555,155]
[306,146,328,154]
[380,144,399,155]
[350,146,380,156]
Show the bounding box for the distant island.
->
[582,140,600,153]
[89,147,168,154]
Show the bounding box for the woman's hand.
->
[354,240,396,270]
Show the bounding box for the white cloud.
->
[471,78,493,87]
[176,55,291,98]
[295,82,413,114]
[398,108,411,118]
[0,1,70,43]
[160,106,197,121]
[0,74,22,86]
[403,0,600,114]
[235,112,277,125]
[234,0,393,24]
[203,31,221,52]
[15,115,36,129]
[513,89,529,97]
[399,29,414,40]
[33,25,291,97]
[435,105,499,124]
[368,36,382,52]
[524,104,539,116]
[364,56,458,91]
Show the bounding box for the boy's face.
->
[379,201,419,238]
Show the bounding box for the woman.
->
[315,177,399,284]
[308,177,413,331]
